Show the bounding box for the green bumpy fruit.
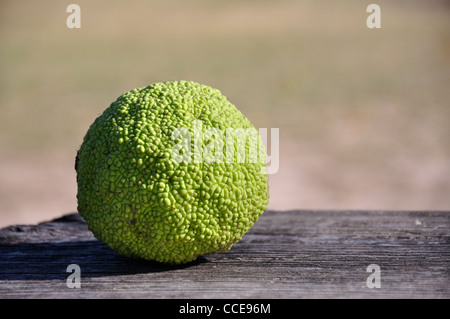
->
[76,81,269,264]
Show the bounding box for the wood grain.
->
[0,210,448,298]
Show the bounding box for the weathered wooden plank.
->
[0,210,448,298]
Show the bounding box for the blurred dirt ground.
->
[1,0,449,227]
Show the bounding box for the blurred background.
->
[1,0,449,227]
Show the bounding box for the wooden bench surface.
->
[0,210,448,298]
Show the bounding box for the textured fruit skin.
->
[76,81,269,264]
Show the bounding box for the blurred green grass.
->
[0,0,449,225]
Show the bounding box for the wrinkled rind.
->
[76,81,269,264]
